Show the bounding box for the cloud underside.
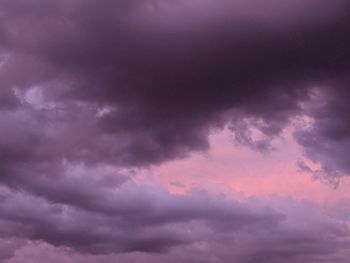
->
[1,0,350,262]
[0,171,350,263]
[0,0,350,173]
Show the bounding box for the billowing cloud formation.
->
[0,171,349,263]
[0,0,349,172]
[0,174,282,254]
[1,0,350,262]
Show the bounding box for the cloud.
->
[295,86,350,177]
[0,172,283,255]
[1,1,350,261]
[0,178,349,262]
[0,0,349,172]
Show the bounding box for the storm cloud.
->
[1,0,350,262]
[0,0,349,171]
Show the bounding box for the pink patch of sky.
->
[137,125,350,207]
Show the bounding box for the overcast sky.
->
[1,1,350,262]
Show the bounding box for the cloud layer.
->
[0,0,350,172]
[0,172,350,263]
[1,0,350,175]
[1,0,350,262]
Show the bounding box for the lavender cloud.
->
[0,176,284,254]
[0,180,349,263]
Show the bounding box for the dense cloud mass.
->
[0,173,350,263]
[1,0,350,262]
[0,0,349,170]
[0,176,282,253]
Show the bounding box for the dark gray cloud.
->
[0,0,349,170]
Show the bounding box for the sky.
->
[0,0,350,262]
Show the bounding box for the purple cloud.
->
[0,180,349,262]
[1,1,350,262]
[0,0,349,171]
